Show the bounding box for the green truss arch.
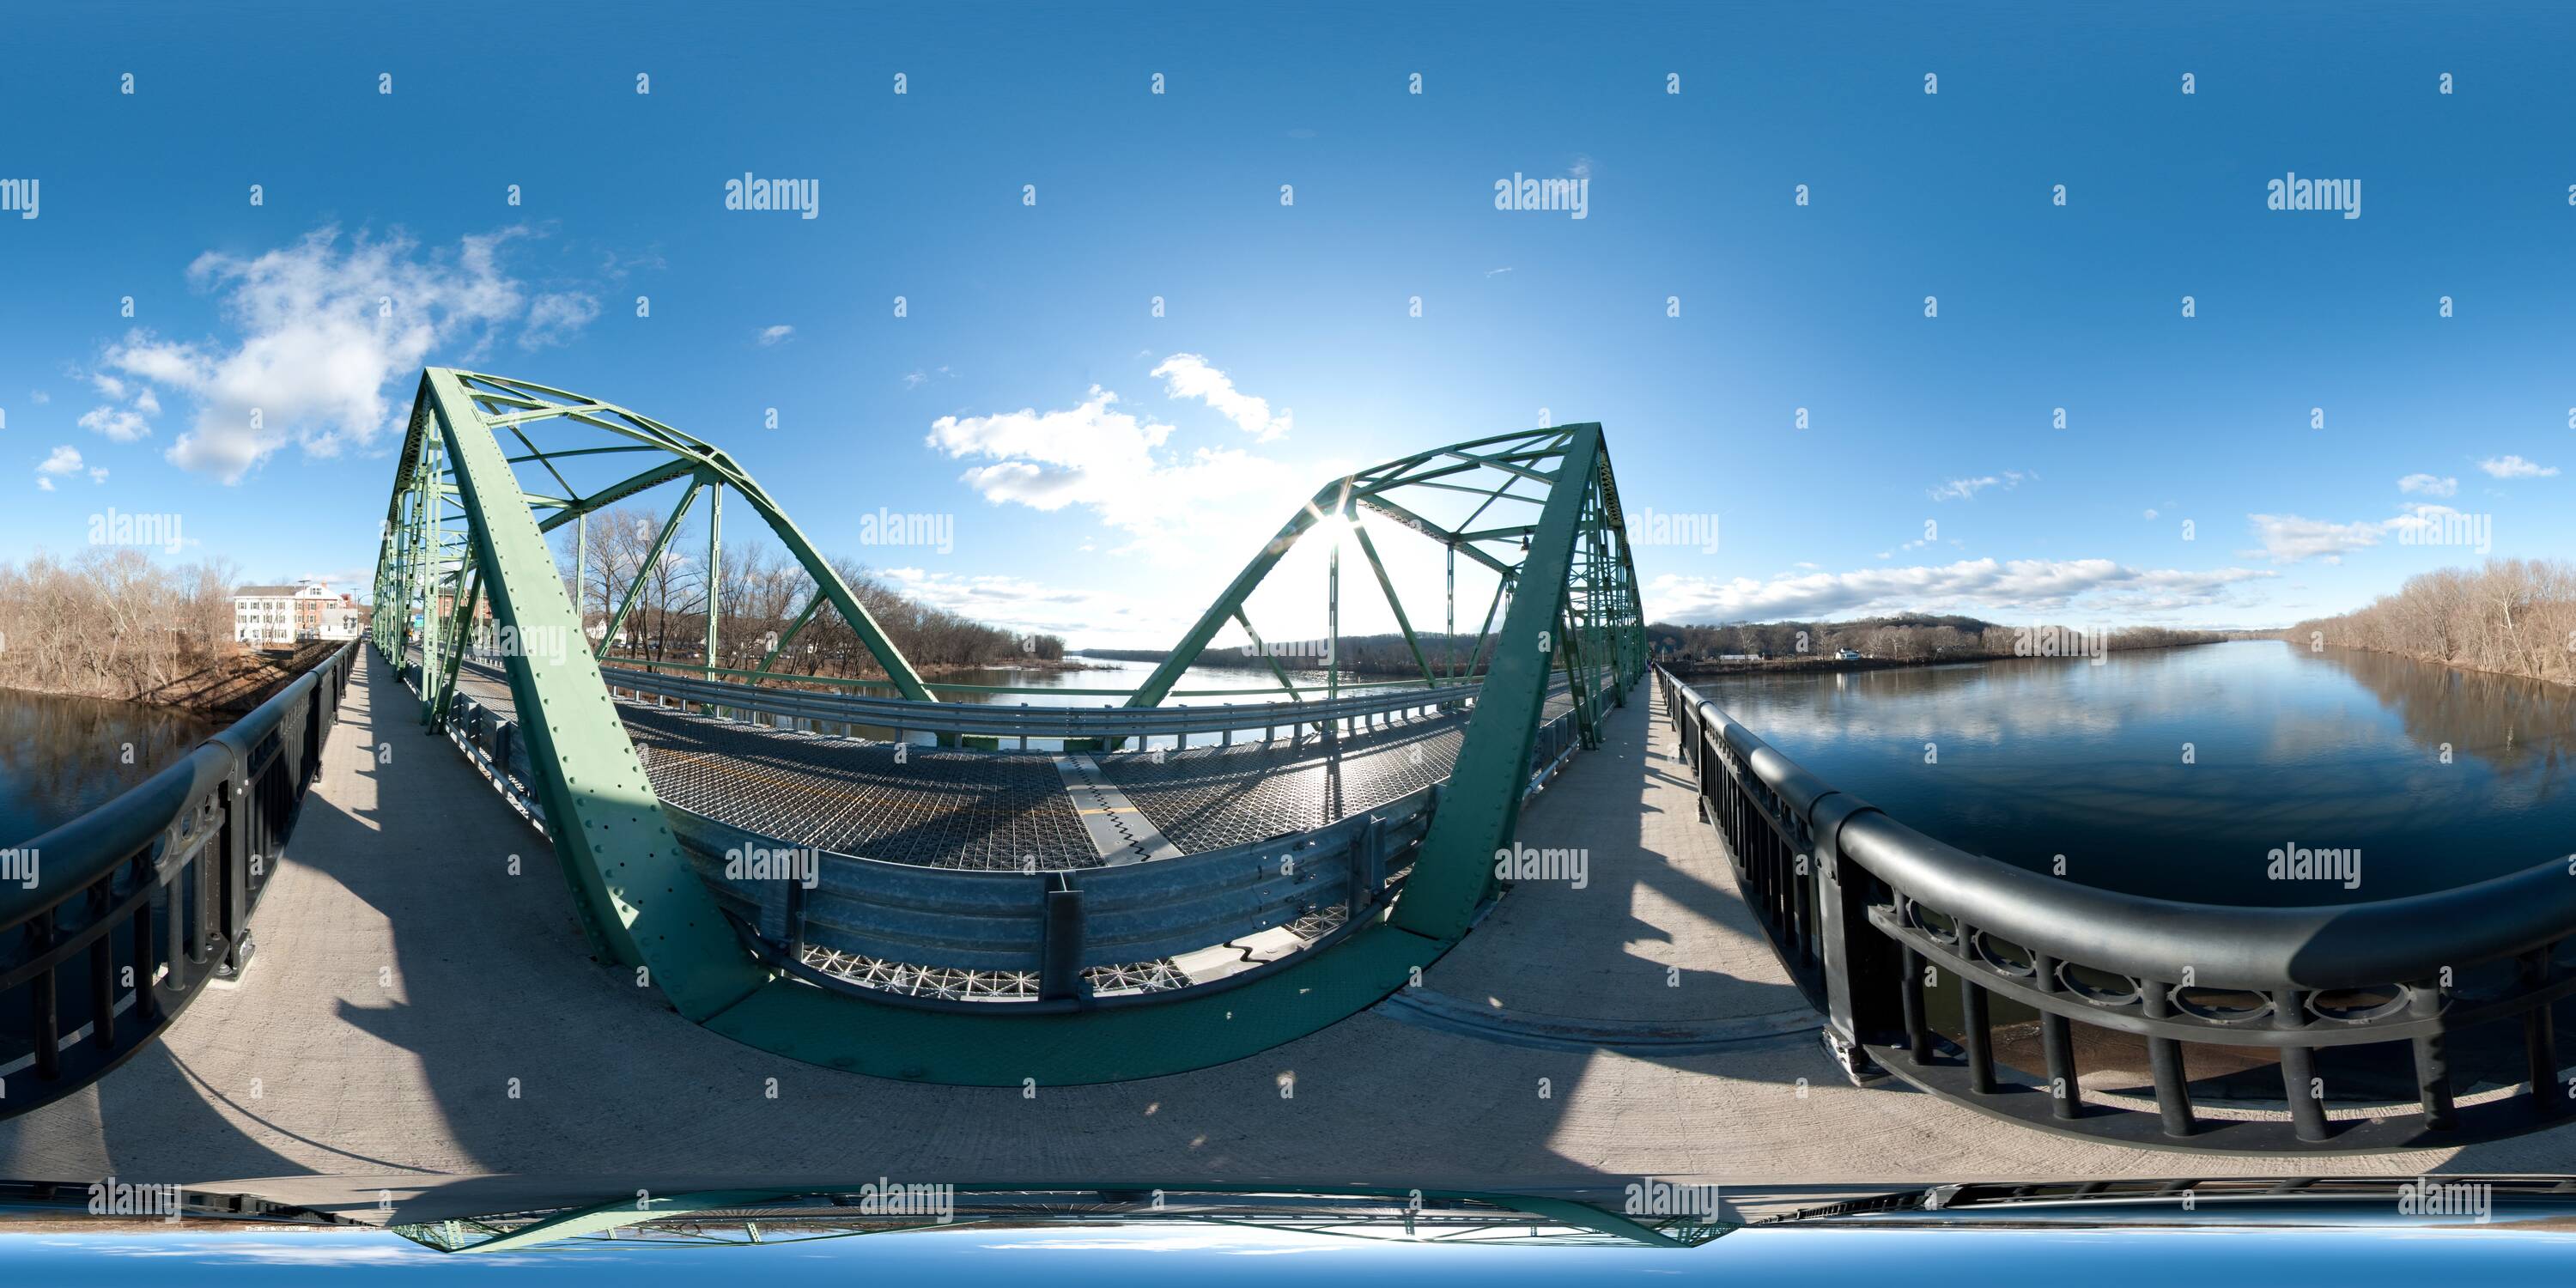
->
[373,369,1645,1084]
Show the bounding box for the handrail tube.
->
[1666,671,2576,993]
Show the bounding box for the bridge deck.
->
[449,658,1515,867]
[623,700,1465,866]
[5,645,2564,1224]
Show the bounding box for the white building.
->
[234,580,365,646]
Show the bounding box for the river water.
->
[1683,640,2576,906]
[0,689,216,843]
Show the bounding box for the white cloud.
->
[88,466,107,483]
[2142,508,2159,519]
[757,324,795,346]
[902,368,927,389]
[2244,513,2389,564]
[924,380,1321,567]
[1151,353,1291,441]
[79,404,152,441]
[2245,504,2477,564]
[2397,472,2458,496]
[36,444,82,489]
[28,389,48,404]
[86,225,581,483]
[1928,470,2031,501]
[2477,454,2559,479]
[1647,557,2275,623]
[519,291,599,349]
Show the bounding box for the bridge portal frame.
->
[370,369,1647,1083]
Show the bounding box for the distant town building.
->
[234,580,367,646]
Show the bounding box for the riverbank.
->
[1664,638,2234,681]
[0,641,341,722]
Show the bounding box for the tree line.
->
[1080,632,1500,678]
[0,549,251,704]
[1648,613,2235,664]
[2284,557,2576,686]
[561,502,1064,677]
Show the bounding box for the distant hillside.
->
[1647,614,2239,665]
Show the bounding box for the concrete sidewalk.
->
[6,647,2568,1212]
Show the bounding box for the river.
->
[1682,639,2576,906]
[0,689,216,843]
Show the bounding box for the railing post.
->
[216,739,252,977]
[1038,872,1087,1002]
[1347,814,1385,915]
[2521,951,2562,1115]
[2140,983,2197,1137]
[1808,797,1895,1085]
[304,680,325,790]
[30,913,59,1082]
[2409,977,2457,1130]
[2275,987,2330,1142]
[88,880,116,1052]
[2035,954,2082,1120]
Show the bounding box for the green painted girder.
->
[399,368,769,1012]
[1395,422,1625,934]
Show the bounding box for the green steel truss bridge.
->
[371,368,1647,1085]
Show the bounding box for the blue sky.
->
[3,1,2572,647]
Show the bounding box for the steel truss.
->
[372,371,1644,1082]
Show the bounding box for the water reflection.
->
[1686,641,2576,905]
[2291,645,2576,790]
[0,689,213,843]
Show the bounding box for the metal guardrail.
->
[0,642,358,1121]
[1656,663,2576,1155]
[598,663,1485,746]
[410,648,1611,1007]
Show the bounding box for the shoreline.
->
[0,643,340,722]
[1664,639,2239,681]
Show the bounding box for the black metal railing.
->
[1656,664,2576,1155]
[0,643,358,1121]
